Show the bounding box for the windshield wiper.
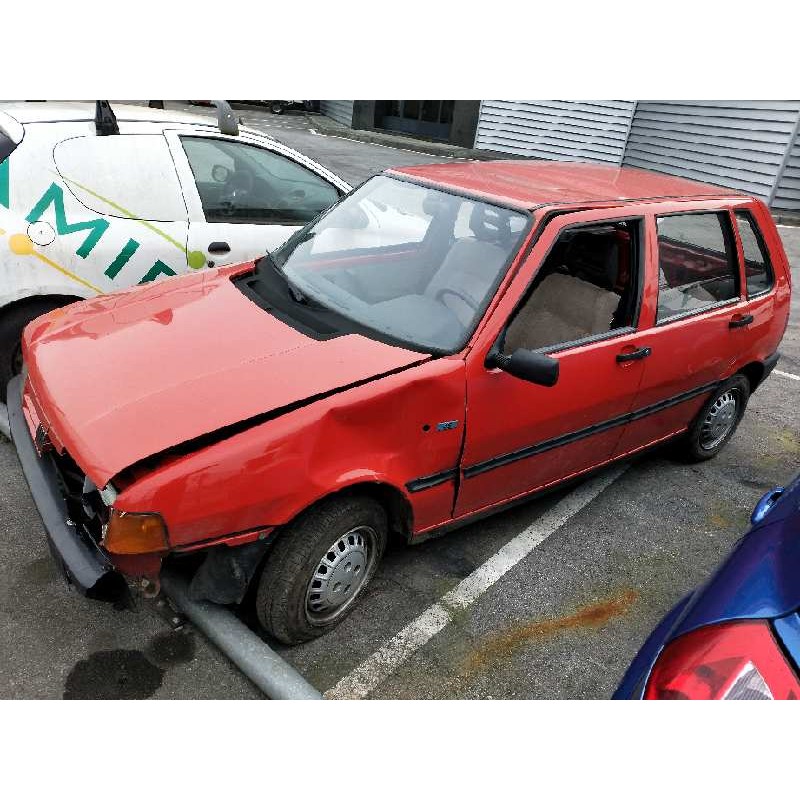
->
[257,250,311,304]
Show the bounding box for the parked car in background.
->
[616,472,800,700]
[8,161,791,644]
[265,101,319,115]
[0,101,350,399]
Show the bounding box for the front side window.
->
[735,210,774,297]
[271,176,529,353]
[180,137,340,225]
[503,219,641,353]
[656,212,738,323]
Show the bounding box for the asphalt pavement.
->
[0,103,798,699]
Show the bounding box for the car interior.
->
[300,196,527,350]
[504,221,639,353]
[181,137,340,224]
[655,213,738,321]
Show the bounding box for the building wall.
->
[772,132,800,212]
[319,101,354,127]
[623,101,800,202]
[473,100,800,211]
[474,100,636,164]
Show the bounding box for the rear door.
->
[166,129,346,269]
[612,204,751,457]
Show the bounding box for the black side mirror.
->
[492,348,559,387]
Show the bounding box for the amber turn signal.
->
[103,510,169,555]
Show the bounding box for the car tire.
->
[255,495,388,644]
[0,298,71,403]
[271,103,284,115]
[679,375,750,462]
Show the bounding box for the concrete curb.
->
[773,212,800,227]
[161,570,322,700]
[306,113,507,161]
[0,402,9,441]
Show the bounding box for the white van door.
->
[165,130,345,269]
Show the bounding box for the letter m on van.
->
[26,183,109,258]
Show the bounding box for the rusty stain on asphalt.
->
[463,588,639,675]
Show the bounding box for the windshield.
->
[272,175,529,352]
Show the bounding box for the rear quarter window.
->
[735,210,775,297]
[53,134,188,222]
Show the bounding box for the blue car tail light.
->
[644,621,800,700]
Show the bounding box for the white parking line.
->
[775,369,800,382]
[325,465,626,699]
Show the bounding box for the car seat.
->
[424,204,514,326]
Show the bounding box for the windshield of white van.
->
[271,176,529,353]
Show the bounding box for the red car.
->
[8,161,791,644]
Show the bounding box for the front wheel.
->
[0,299,72,402]
[679,375,750,462]
[255,496,387,644]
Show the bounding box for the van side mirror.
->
[492,348,559,387]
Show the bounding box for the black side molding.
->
[406,469,458,494]
[463,380,719,479]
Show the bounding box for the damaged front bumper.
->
[7,375,122,598]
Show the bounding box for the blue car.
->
[616,472,800,700]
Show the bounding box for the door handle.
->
[616,346,651,363]
[208,241,231,254]
[729,313,754,329]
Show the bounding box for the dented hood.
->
[23,264,428,486]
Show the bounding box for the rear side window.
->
[54,135,187,222]
[655,212,738,323]
[735,210,774,297]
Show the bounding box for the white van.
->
[0,102,351,399]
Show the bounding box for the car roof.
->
[389,160,746,210]
[0,102,209,127]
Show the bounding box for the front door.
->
[166,131,342,270]
[455,210,650,518]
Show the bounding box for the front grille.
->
[50,450,110,545]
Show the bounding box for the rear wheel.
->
[0,298,72,402]
[256,496,387,644]
[271,102,284,115]
[679,375,750,461]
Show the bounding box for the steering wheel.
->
[435,287,480,315]
[218,172,254,215]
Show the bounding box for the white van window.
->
[180,136,340,225]
[53,135,188,222]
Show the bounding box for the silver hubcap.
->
[700,390,738,450]
[306,526,375,624]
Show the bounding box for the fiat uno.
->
[8,161,791,644]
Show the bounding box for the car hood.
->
[23,264,429,486]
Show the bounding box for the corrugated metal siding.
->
[474,100,636,164]
[623,101,800,200]
[773,132,800,211]
[320,101,354,127]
